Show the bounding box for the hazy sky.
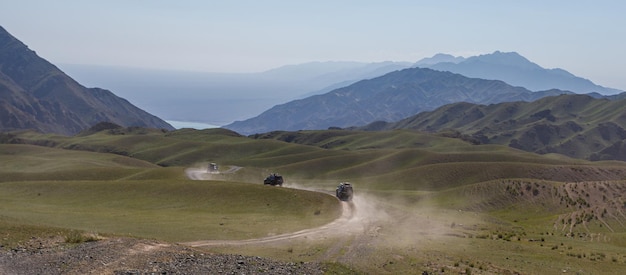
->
[1,0,625,89]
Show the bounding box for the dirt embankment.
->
[0,236,325,274]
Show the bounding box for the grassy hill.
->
[362,94,626,161]
[3,127,626,273]
[0,141,341,244]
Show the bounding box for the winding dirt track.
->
[181,168,363,247]
[185,166,242,180]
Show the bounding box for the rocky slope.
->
[0,26,173,135]
[0,236,324,274]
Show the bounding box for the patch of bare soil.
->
[0,236,324,274]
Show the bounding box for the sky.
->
[1,0,625,90]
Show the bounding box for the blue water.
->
[166,120,221,130]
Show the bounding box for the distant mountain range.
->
[60,61,411,126]
[0,26,173,135]
[414,53,466,66]
[224,67,570,135]
[417,51,623,95]
[61,51,623,129]
[224,51,625,135]
[5,21,625,145]
[357,94,626,161]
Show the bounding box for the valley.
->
[2,127,626,274]
[2,3,626,274]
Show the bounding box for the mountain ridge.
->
[419,51,623,94]
[224,67,570,135]
[0,25,174,135]
[414,53,466,66]
[357,93,626,161]
[224,51,624,135]
[60,61,412,126]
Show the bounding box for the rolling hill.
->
[0,25,174,135]
[4,126,626,273]
[358,94,626,161]
[5,25,626,274]
[6,125,626,189]
[224,67,569,135]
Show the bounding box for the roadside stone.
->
[0,236,324,274]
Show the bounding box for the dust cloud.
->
[184,164,243,181]
[185,167,212,180]
[184,166,467,249]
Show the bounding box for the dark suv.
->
[336,182,353,201]
[264,173,284,186]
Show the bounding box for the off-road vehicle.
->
[264,173,284,186]
[336,182,353,201]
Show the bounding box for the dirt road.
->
[184,166,242,180]
[182,167,371,247]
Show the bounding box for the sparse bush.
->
[65,230,99,243]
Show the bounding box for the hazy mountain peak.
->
[223,67,571,135]
[414,53,465,66]
[259,60,411,81]
[465,51,541,70]
[259,61,371,80]
[424,51,622,94]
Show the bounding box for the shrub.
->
[65,230,99,243]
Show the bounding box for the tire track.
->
[182,167,362,247]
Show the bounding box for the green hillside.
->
[0,140,341,243]
[367,94,626,161]
[3,127,626,273]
